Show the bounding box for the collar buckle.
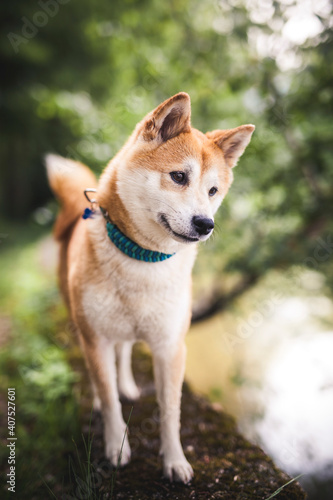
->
[82,188,98,219]
[84,188,97,211]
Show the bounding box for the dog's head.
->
[99,93,254,253]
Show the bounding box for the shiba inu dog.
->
[46,92,254,483]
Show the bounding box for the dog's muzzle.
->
[192,216,214,236]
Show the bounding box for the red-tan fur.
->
[46,93,254,484]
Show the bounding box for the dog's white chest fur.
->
[81,216,196,348]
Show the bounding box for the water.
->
[186,268,333,499]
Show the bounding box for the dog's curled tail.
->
[45,154,97,240]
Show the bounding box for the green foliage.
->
[0,225,80,498]
[1,0,332,293]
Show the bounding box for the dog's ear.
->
[141,92,191,143]
[206,124,255,168]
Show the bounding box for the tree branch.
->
[191,273,259,324]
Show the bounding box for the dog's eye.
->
[170,171,187,185]
[209,187,218,197]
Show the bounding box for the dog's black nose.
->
[192,216,214,236]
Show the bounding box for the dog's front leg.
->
[152,340,193,483]
[116,341,140,401]
[80,336,131,467]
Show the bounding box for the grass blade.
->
[39,474,58,499]
[265,473,305,500]
[109,406,133,499]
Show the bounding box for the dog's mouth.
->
[159,214,199,243]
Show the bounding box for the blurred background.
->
[1,0,333,498]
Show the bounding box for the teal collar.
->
[100,207,175,263]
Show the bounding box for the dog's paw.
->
[105,434,131,467]
[119,381,141,401]
[163,457,194,484]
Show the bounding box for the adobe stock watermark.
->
[286,233,333,290]
[46,154,78,175]
[303,234,333,268]
[224,233,333,353]
[224,291,284,353]
[60,457,114,500]
[7,0,70,54]
[279,438,301,468]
